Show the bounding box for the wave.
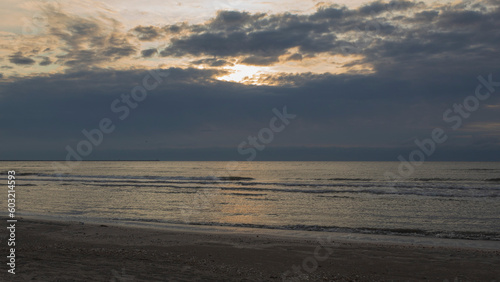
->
[17,172,500,191]
[220,187,500,198]
[19,175,500,198]
[327,178,372,181]
[56,179,498,195]
[62,182,499,198]
[188,223,500,240]
[316,195,353,199]
[225,192,267,197]
[45,173,220,181]
[218,176,254,181]
[104,217,500,241]
[486,178,500,182]
[412,178,463,182]
[238,180,500,191]
[0,172,39,176]
[17,173,255,182]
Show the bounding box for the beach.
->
[3,161,500,281]
[1,217,499,281]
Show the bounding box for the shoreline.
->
[1,217,499,281]
[11,214,500,250]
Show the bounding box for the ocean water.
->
[2,161,500,241]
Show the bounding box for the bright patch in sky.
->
[217,64,272,85]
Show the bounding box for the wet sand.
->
[1,217,499,281]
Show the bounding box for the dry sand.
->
[1,217,499,281]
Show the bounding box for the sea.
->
[2,161,500,242]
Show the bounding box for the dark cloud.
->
[103,46,136,58]
[309,6,351,20]
[9,52,36,65]
[1,63,499,160]
[357,0,417,16]
[208,10,266,31]
[141,48,158,58]
[437,10,485,27]
[160,11,331,57]
[163,23,187,34]
[241,55,279,66]
[38,7,137,68]
[468,136,500,148]
[255,72,332,86]
[286,53,303,61]
[3,0,500,160]
[409,10,439,22]
[191,58,232,67]
[132,25,163,41]
[39,57,52,66]
[156,0,499,75]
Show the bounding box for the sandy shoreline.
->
[1,217,499,281]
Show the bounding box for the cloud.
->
[437,10,484,27]
[163,23,187,34]
[191,58,232,67]
[19,5,139,69]
[240,55,279,66]
[409,10,439,23]
[9,52,36,65]
[152,0,499,78]
[39,57,52,66]
[1,63,499,160]
[4,0,498,78]
[159,12,332,58]
[1,0,500,160]
[131,25,163,41]
[285,53,303,61]
[141,48,158,58]
[357,0,417,15]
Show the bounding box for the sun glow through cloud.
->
[1,0,500,162]
[217,64,272,85]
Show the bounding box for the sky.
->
[0,0,499,161]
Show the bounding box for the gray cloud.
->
[285,53,303,61]
[241,55,279,66]
[357,0,417,15]
[39,57,52,66]
[141,48,158,58]
[409,10,439,23]
[132,25,163,41]
[1,64,499,160]
[163,23,187,34]
[191,58,232,67]
[38,7,137,69]
[2,0,500,160]
[9,52,36,65]
[159,13,332,58]
[155,0,499,76]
